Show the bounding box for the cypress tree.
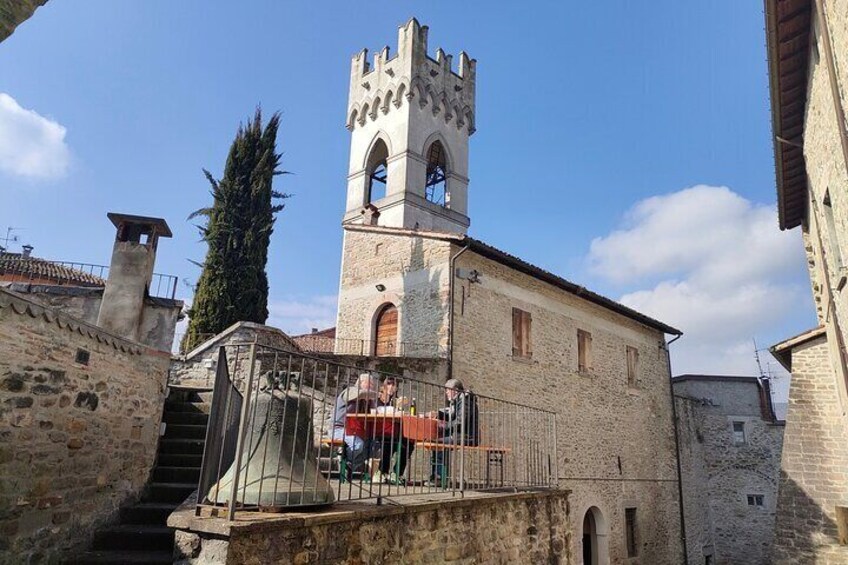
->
[181,109,288,352]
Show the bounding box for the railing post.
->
[227,342,258,521]
[458,392,466,496]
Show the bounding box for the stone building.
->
[0,213,179,561]
[765,0,848,562]
[673,375,784,565]
[334,18,686,564]
[0,213,183,352]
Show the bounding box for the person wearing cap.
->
[427,378,479,486]
[329,373,379,477]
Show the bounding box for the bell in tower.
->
[343,18,476,234]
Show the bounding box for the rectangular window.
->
[74,348,90,366]
[512,308,532,359]
[625,507,638,557]
[747,494,764,507]
[626,346,639,387]
[578,329,592,373]
[732,421,747,444]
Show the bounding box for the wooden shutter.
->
[512,308,532,358]
[375,304,398,356]
[626,346,639,387]
[578,330,592,373]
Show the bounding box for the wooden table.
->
[345,413,440,441]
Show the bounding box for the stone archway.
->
[581,506,609,565]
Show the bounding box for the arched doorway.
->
[374,304,397,356]
[581,507,609,565]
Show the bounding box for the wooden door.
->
[375,304,398,356]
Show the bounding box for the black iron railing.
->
[195,344,557,520]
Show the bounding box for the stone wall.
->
[0,289,170,562]
[773,335,848,564]
[170,490,570,564]
[0,282,182,352]
[170,322,301,388]
[771,3,848,563]
[674,376,784,564]
[336,228,453,354]
[452,248,684,564]
[0,0,48,42]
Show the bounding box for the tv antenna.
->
[0,227,22,250]
[753,337,777,381]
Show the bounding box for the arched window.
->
[366,139,389,203]
[425,140,448,207]
[374,303,398,357]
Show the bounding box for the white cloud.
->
[0,93,70,179]
[586,185,808,384]
[268,295,338,336]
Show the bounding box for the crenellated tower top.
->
[343,19,477,233]
[347,18,476,134]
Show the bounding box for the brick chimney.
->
[96,213,172,342]
[21,244,33,258]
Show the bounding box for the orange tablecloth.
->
[345,413,440,441]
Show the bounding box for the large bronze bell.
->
[205,382,334,509]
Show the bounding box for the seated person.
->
[328,373,379,477]
[372,376,415,483]
[427,378,479,486]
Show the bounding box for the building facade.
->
[335,19,685,564]
[765,0,848,562]
[673,375,784,565]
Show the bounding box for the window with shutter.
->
[512,307,532,359]
[626,346,639,387]
[578,329,592,373]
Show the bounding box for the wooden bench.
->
[417,441,511,488]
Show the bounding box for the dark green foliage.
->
[181,109,288,352]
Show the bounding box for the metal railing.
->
[0,260,178,299]
[294,336,448,358]
[195,343,557,520]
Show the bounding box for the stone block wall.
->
[0,283,183,352]
[0,289,169,562]
[336,228,453,353]
[674,377,784,564]
[451,249,683,564]
[171,490,570,564]
[170,322,300,388]
[773,335,848,564]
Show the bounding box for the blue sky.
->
[0,1,815,394]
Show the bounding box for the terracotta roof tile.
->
[0,252,106,286]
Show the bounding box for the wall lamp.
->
[375,284,386,292]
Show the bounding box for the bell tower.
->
[343,18,476,233]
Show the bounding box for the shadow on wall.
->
[398,235,443,358]
[772,473,845,563]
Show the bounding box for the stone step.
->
[159,438,205,455]
[153,465,200,484]
[145,482,197,504]
[164,400,211,414]
[120,502,180,525]
[157,453,203,468]
[91,525,174,552]
[164,424,208,440]
[162,410,209,425]
[63,550,174,564]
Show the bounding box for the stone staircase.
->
[65,388,211,564]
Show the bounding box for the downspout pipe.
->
[665,332,689,565]
[447,242,470,380]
